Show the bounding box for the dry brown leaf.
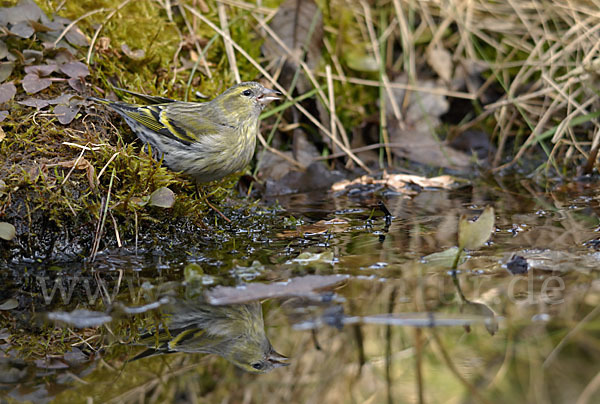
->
[56,158,97,190]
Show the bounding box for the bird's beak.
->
[258,87,284,105]
[267,349,290,368]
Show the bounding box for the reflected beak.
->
[268,349,290,368]
[258,87,284,105]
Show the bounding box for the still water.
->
[1,177,599,403]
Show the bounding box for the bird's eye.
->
[242,89,253,97]
[251,362,264,370]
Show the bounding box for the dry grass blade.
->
[218,2,241,83]
[325,64,337,152]
[53,8,105,46]
[359,0,401,122]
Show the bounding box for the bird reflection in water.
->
[131,296,288,374]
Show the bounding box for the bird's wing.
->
[92,95,229,145]
[161,102,234,142]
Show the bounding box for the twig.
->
[54,8,106,47]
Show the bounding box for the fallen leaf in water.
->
[422,247,465,269]
[458,206,495,250]
[205,274,349,305]
[292,251,335,265]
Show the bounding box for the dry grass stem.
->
[217,2,241,83]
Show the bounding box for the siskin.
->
[133,299,289,374]
[90,82,283,183]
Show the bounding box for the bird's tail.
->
[87,96,112,105]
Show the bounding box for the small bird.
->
[132,299,289,374]
[90,82,283,183]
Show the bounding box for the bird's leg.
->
[195,184,231,223]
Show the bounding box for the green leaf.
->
[422,247,466,269]
[458,206,495,250]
